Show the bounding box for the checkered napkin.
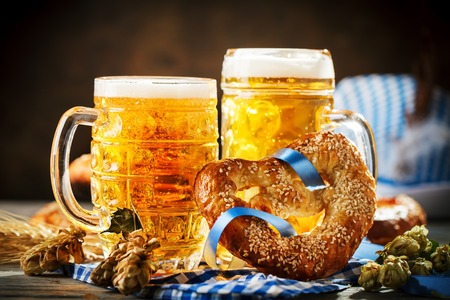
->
[58,240,381,299]
[60,260,361,299]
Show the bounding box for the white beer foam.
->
[222,48,335,79]
[94,76,216,98]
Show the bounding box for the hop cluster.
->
[359,225,449,292]
[90,229,160,295]
[19,225,86,275]
[377,255,411,288]
[358,261,382,291]
[431,244,450,273]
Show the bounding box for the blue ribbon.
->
[203,207,297,269]
[271,148,326,191]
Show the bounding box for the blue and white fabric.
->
[334,74,450,187]
[59,251,374,299]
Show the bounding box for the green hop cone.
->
[384,235,421,259]
[378,255,411,289]
[410,257,433,276]
[404,225,432,253]
[431,244,450,273]
[358,261,382,291]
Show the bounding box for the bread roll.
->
[367,194,427,245]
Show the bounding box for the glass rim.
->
[224,48,330,57]
[94,76,217,98]
[222,48,334,79]
[95,76,216,84]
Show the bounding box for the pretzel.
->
[193,131,377,280]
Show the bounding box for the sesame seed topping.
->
[194,131,376,281]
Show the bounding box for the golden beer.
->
[221,49,335,161]
[51,76,219,271]
[221,78,334,160]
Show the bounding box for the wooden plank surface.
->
[0,263,134,299]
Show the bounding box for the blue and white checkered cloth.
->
[57,240,450,298]
[334,74,450,187]
[59,259,363,299]
[58,240,382,299]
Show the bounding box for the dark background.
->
[1,0,449,201]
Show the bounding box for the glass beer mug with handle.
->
[220,48,377,234]
[50,76,219,271]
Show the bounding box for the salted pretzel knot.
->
[193,131,377,280]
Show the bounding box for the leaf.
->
[102,208,142,234]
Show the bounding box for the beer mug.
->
[221,48,376,174]
[50,76,219,271]
[220,48,377,234]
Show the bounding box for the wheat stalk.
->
[0,210,56,264]
[0,210,104,264]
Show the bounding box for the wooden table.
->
[1,200,448,299]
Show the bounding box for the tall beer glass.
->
[220,48,377,234]
[51,76,219,271]
[221,48,376,176]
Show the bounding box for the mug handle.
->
[323,109,378,181]
[50,106,109,232]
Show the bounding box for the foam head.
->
[221,48,335,79]
[94,76,217,98]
